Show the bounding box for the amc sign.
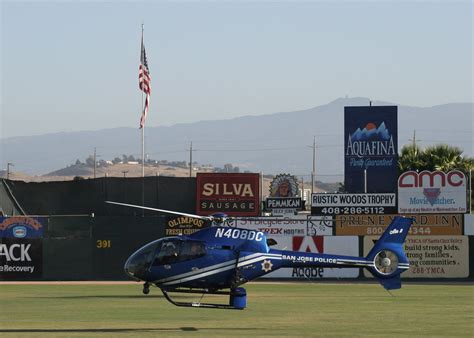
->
[196,173,260,217]
[398,170,466,214]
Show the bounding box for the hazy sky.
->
[1,1,472,138]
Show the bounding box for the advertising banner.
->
[311,193,397,215]
[196,173,260,217]
[267,174,301,215]
[231,215,333,236]
[0,238,43,279]
[344,106,398,193]
[363,236,469,278]
[398,170,467,214]
[164,216,210,236]
[266,197,302,216]
[0,217,45,238]
[261,236,359,279]
[336,214,463,236]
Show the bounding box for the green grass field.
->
[0,282,473,337]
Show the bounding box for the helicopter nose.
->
[124,256,136,278]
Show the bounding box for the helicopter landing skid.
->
[160,287,247,310]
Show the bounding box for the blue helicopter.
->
[107,201,413,310]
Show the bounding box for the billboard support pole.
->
[260,171,263,216]
[364,169,367,193]
[470,169,472,214]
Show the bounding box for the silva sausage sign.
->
[196,173,260,217]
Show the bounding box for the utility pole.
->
[409,130,421,152]
[301,176,305,209]
[122,170,128,178]
[189,141,193,177]
[7,162,13,179]
[93,147,97,179]
[187,141,197,177]
[308,136,316,195]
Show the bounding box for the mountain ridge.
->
[1,97,472,181]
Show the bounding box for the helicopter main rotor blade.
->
[105,201,212,221]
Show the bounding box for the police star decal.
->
[261,259,273,272]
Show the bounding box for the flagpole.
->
[141,24,145,214]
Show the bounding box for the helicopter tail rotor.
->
[365,216,413,290]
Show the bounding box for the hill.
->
[1,97,472,182]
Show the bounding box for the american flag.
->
[139,34,151,129]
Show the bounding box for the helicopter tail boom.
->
[277,216,413,290]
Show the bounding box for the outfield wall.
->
[0,214,473,281]
[1,177,196,216]
[0,216,168,280]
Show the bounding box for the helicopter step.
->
[160,287,247,310]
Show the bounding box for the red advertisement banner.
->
[196,173,260,217]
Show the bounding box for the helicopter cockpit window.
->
[180,240,206,261]
[126,241,159,275]
[153,240,181,266]
[152,239,206,266]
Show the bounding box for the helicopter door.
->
[152,239,207,269]
[152,239,182,269]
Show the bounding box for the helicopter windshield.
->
[125,238,207,279]
[124,240,159,278]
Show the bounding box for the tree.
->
[223,164,233,173]
[398,143,474,212]
[398,144,473,175]
[423,145,472,172]
[85,155,95,167]
[398,144,424,172]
